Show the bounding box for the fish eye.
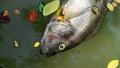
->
[59,44,66,51]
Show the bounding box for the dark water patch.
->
[21,8,30,21]
[0,57,16,68]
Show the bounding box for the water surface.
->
[0,0,120,68]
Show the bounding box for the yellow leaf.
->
[107,2,114,11]
[107,59,119,68]
[114,0,120,3]
[34,42,40,48]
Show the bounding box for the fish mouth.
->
[40,32,62,56]
[46,51,59,57]
[40,46,60,57]
[41,52,58,57]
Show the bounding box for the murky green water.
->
[0,0,120,68]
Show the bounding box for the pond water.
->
[0,0,120,68]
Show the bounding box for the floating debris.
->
[107,59,119,68]
[43,0,60,16]
[52,16,65,22]
[0,10,11,24]
[14,9,20,15]
[3,10,9,16]
[28,10,38,23]
[107,0,120,12]
[112,2,118,7]
[107,2,114,11]
[14,40,19,48]
[34,42,40,48]
[55,8,66,22]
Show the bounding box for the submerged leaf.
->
[43,0,60,16]
[107,59,119,68]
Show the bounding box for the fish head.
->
[40,21,75,56]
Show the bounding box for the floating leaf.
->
[114,0,120,3]
[28,10,38,23]
[14,40,20,48]
[43,0,60,16]
[107,2,114,11]
[14,9,20,15]
[34,42,40,48]
[0,11,11,24]
[38,2,44,13]
[107,59,119,68]
[112,2,118,7]
[3,10,9,16]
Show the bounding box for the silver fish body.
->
[40,0,107,56]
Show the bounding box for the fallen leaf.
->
[107,59,119,68]
[38,2,44,13]
[14,40,19,48]
[107,2,114,11]
[3,10,9,16]
[15,9,20,15]
[114,0,120,3]
[112,2,118,7]
[34,42,40,48]
[43,0,60,16]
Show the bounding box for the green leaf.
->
[38,2,44,13]
[56,8,63,16]
[43,0,60,16]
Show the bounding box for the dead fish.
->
[40,0,107,56]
